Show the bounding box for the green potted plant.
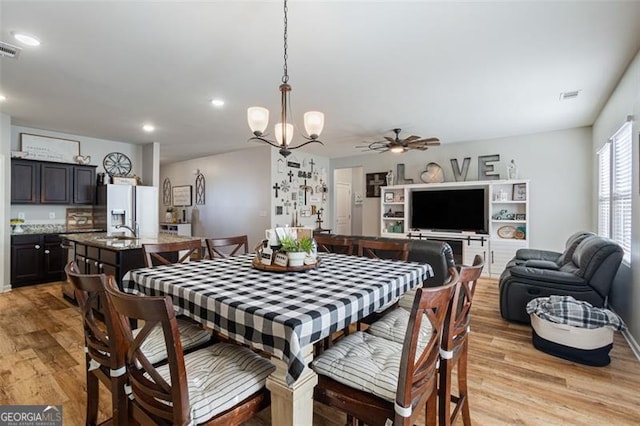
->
[279,236,314,267]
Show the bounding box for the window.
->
[597,122,632,262]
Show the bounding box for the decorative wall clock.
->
[103,152,132,177]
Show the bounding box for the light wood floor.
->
[1,280,638,425]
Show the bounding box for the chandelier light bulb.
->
[247,107,269,136]
[304,111,324,139]
[274,123,294,146]
[390,145,405,154]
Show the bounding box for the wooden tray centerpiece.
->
[252,234,319,272]
[251,255,320,273]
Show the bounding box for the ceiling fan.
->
[358,128,440,153]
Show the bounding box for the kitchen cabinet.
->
[11,234,67,287]
[73,165,96,204]
[41,163,72,204]
[11,159,96,205]
[65,240,145,311]
[11,160,39,204]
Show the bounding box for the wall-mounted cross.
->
[309,158,315,173]
[288,170,294,183]
[369,174,385,197]
[299,179,314,206]
[283,199,292,215]
[272,182,281,198]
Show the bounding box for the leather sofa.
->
[323,234,455,287]
[499,233,623,324]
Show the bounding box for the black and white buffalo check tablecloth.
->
[121,252,432,384]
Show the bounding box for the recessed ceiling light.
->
[142,124,155,132]
[0,94,6,102]
[12,32,41,47]
[210,99,225,107]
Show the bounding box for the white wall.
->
[330,127,593,251]
[592,48,640,346]
[1,114,11,292]
[160,147,272,249]
[10,125,144,223]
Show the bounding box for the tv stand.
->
[381,180,529,277]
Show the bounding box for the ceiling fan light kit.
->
[358,128,440,154]
[247,0,324,158]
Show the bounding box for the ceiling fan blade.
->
[409,137,440,144]
[403,135,421,143]
[384,136,395,143]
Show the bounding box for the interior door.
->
[335,182,352,235]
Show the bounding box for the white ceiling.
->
[1,1,640,164]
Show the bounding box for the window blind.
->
[611,123,632,262]
[597,143,611,238]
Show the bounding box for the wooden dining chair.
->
[205,235,249,259]
[311,281,457,426]
[358,239,410,261]
[104,283,275,425]
[65,261,129,426]
[356,239,411,329]
[142,239,202,267]
[314,234,354,255]
[439,254,484,426]
[65,261,214,425]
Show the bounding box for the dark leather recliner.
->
[499,234,623,324]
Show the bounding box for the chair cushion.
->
[136,318,212,365]
[154,342,275,424]
[366,308,433,356]
[311,331,402,402]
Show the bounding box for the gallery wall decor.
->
[366,172,386,197]
[195,171,205,205]
[21,133,80,163]
[163,178,172,206]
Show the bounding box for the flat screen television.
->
[411,188,488,234]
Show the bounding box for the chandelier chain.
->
[282,0,289,83]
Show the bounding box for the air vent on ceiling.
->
[559,90,580,101]
[0,41,21,59]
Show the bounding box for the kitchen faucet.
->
[115,222,139,238]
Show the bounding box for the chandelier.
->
[247,0,324,158]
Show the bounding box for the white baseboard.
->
[622,328,640,361]
[609,307,640,362]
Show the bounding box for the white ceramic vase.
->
[287,251,306,267]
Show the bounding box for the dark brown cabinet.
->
[11,159,96,205]
[64,241,145,307]
[73,166,96,204]
[11,234,67,287]
[41,163,72,204]
[11,160,39,204]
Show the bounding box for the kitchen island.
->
[62,232,202,302]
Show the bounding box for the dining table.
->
[121,252,432,426]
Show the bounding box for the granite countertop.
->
[63,232,201,251]
[11,224,105,236]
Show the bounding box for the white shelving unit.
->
[380,180,530,278]
[380,187,408,236]
[159,222,192,236]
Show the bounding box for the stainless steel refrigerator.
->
[95,184,159,237]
